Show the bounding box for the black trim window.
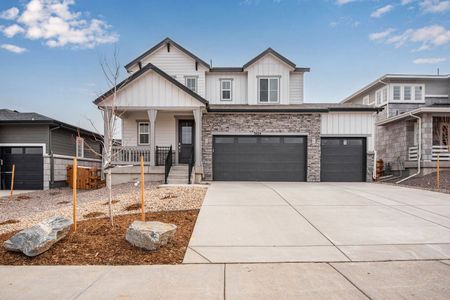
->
[185,76,197,93]
[220,79,232,101]
[138,122,150,145]
[258,77,279,103]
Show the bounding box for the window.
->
[414,86,423,101]
[220,79,232,101]
[258,77,279,103]
[185,76,197,92]
[363,95,370,105]
[440,122,449,146]
[138,122,150,145]
[404,86,411,101]
[76,137,84,158]
[376,90,382,105]
[391,84,424,102]
[393,86,401,100]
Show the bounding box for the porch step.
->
[166,165,190,184]
[167,178,189,184]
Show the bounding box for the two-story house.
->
[341,74,450,177]
[94,38,378,184]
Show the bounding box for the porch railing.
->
[432,145,450,161]
[164,145,173,184]
[408,146,418,161]
[111,146,151,165]
[155,146,175,166]
[188,146,195,184]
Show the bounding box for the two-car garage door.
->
[212,135,366,182]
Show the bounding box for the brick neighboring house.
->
[341,74,450,177]
[0,109,102,190]
[94,37,379,184]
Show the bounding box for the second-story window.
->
[258,77,279,103]
[185,76,197,93]
[138,122,150,145]
[391,84,424,102]
[220,79,232,101]
[393,86,401,100]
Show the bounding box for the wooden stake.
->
[436,153,440,190]
[9,164,15,200]
[73,158,77,232]
[140,155,145,221]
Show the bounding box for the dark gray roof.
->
[207,103,381,113]
[94,63,209,106]
[125,37,210,71]
[243,48,310,72]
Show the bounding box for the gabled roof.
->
[243,48,310,72]
[93,63,209,106]
[124,37,210,71]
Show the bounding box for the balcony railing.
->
[432,145,450,161]
[408,146,418,161]
[111,146,151,165]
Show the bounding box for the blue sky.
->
[0,0,449,132]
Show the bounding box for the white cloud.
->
[420,0,450,13]
[1,43,27,54]
[381,25,450,50]
[0,7,19,20]
[2,24,25,38]
[413,57,447,64]
[369,28,395,40]
[0,0,118,49]
[336,0,357,4]
[371,4,394,18]
[401,0,415,5]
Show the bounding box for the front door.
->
[178,120,195,164]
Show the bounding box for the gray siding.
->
[0,124,50,153]
[51,128,101,159]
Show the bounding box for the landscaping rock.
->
[3,216,72,257]
[125,221,177,251]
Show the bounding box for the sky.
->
[0,0,449,134]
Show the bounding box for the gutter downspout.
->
[49,125,61,188]
[396,112,421,184]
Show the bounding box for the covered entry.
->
[320,137,366,182]
[0,146,44,190]
[213,135,307,181]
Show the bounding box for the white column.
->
[193,108,202,167]
[147,109,158,166]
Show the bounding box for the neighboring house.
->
[341,74,450,176]
[95,38,378,184]
[0,109,102,190]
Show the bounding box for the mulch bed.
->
[0,210,199,265]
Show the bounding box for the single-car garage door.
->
[321,137,366,182]
[0,147,44,190]
[213,135,306,181]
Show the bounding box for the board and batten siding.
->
[0,124,50,153]
[109,71,206,108]
[130,44,208,98]
[289,73,304,104]
[205,73,247,104]
[245,54,292,105]
[321,112,375,152]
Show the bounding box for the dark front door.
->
[320,137,366,182]
[213,135,307,181]
[0,147,44,190]
[178,120,195,164]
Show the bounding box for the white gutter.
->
[377,107,450,126]
[396,112,421,184]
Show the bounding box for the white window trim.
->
[363,95,370,105]
[258,76,280,104]
[389,84,425,103]
[375,87,388,107]
[185,76,198,93]
[138,122,150,145]
[76,137,84,158]
[220,79,233,101]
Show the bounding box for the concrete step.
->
[168,174,189,180]
[167,178,189,184]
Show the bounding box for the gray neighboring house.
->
[0,109,102,190]
[341,74,450,176]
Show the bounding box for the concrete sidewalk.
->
[1,261,450,299]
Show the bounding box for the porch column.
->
[193,108,203,167]
[147,109,158,166]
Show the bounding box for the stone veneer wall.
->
[366,152,374,182]
[376,120,409,171]
[202,113,321,182]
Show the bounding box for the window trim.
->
[76,137,84,158]
[363,95,370,105]
[138,122,150,145]
[390,84,425,103]
[258,76,280,104]
[220,78,233,101]
[185,76,198,93]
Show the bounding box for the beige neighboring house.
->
[94,38,378,184]
[341,74,450,177]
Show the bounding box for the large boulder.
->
[125,221,177,251]
[4,216,72,257]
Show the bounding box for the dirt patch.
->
[103,199,120,205]
[388,171,450,194]
[83,212,106,219]
[49,191,61,196]
[57,201,70,205]
[0,210,199,265]
[0,220,20,226]
[124,203,140,211]
[15,195,32,201]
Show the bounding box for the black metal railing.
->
[188,146,195,184]
[155,146,174,166]
[164,145,173,184]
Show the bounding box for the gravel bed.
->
[0,183,207,234]
[380,171,450,194]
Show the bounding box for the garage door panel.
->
[213,135,306,181]
[321,138,366,182]
[1,147,43,190]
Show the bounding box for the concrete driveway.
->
[184,182,450,263]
